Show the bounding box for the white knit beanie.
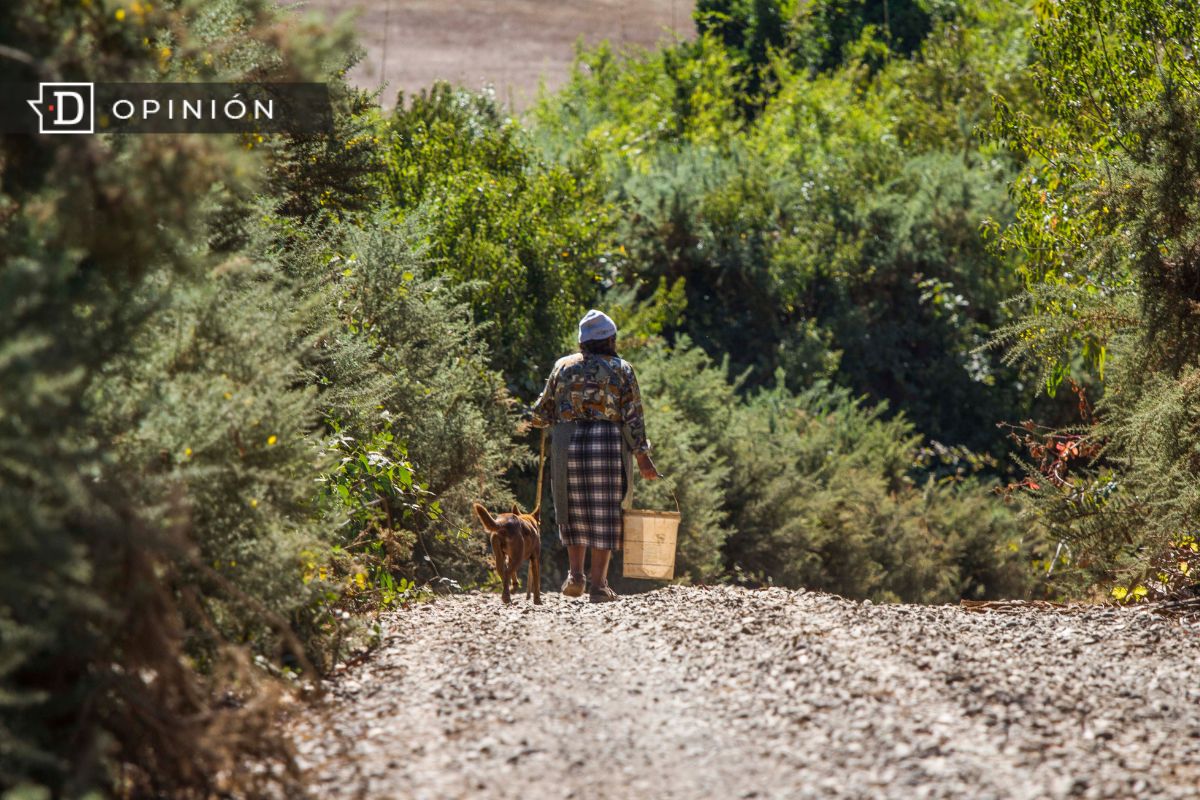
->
[578,309,618,343]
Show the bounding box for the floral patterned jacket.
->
[530,352,651,453]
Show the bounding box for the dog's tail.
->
[472,502,500,532]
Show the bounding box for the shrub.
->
[619,336,736,583]
[305,219,522,590]
[378,84,614,394]
[989,0,1200,595]
[532,4,1046,459]
[0,0,364,793]
[722,382,1031,602]
[613,322,1031,599]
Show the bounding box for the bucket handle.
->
[632,469,680,515]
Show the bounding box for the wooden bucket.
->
[622,493,680,580]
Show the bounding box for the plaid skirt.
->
[560,420,627,550]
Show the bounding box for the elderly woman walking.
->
[531,310,658,602]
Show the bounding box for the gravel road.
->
[294,586,1200,799]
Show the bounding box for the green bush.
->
[722,381,1030,602]
[0,0,371,794]
[613,323,1031,599]
[304,219,522,590]
[86,254,335,663]
[378,84,615,394]
[620,336,736,582]
[989,0,1200,597]
[532,2,1047,458]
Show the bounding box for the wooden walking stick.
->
[532,428,547,518]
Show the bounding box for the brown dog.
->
[472,503,542,605]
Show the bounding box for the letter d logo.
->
[28,82,94,134]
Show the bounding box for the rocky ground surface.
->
[293,586,1200,799]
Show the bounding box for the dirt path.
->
[293,586,1200,799]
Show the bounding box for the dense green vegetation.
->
[4,0,1199,795]
[987,0,1200,600]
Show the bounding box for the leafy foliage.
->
[989,0,1200,594]
[0,0,360,794]
[612,313,1030,600]
[534,0,1044,455]
[789,0,946,73]
[10,0,1159,792]
[304,220,521,593]
[377,84,614,393]
[721,381,1029,601]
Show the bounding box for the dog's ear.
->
[510,503,521,516]
[472,502,500,532]
[532,507,541,524]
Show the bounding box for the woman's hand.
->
[635,452,660,480]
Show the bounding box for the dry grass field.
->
[302,0,696,109]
